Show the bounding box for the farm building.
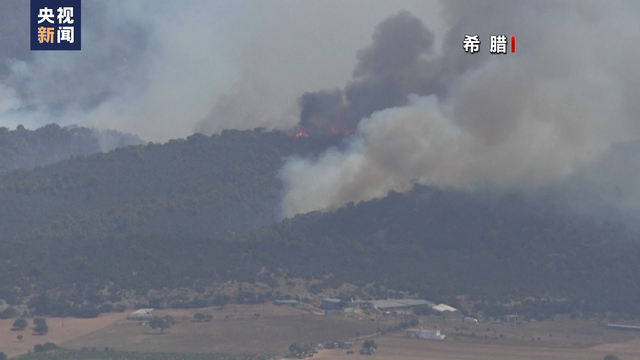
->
[366,299,434,311]
[127,308,154,321]
[431,304,463,318]
[405,329,445,340]
[274,299,300,307]
[504,314,519,325]
[321,298,342,310]
[608,324,640,331]
[325,307,354,316]
[464,317,479,324]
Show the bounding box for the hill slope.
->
[0,132,640,318]
[0,124,143,172]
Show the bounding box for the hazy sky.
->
[5,0,640,217]
[0,0,445,141]
[278,1,640,216]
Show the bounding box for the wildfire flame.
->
[292,129,308,138]
[330,123,356,136]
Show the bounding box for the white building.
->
[464,317,478,324]
[405,329,445,340]
[431,304,463,318]
[127,308,154,321]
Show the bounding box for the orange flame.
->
[294,129,308,138]
[330,123,356,136]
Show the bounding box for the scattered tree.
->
[149,316,170,333]
[213,294,230,309]
[254,313,260,320]
[164,315,175,325]
[33,318,48,335]
[0,352,6,360]
[363,340,377,350]
[604,356,619,360]
[0,307,18,319]
[12,317,28,330]
[194,313,205,322]
[288,343,311,354]
[17,334,23,342]
[42,342,57,351]
[33,342,58,353]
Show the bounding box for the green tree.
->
[12,317,28,330]
[33,318,48,335]
[213,294,230,309]
[149,316,170,333]
[164,315,175,325]
[42,342,57,351]
[0,307,18,319]
[289,343,303,353]
[0,352,6,360]
[17,334,23,341]
[604,355,619,360]
[194,313,205,321]
[363,340,377,350]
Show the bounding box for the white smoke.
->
[0,0,445,142]
[280,1,640,217]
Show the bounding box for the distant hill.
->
[0,129,343,297]
[231,185,640,314]
[1,130,640,319]
[0,129,341,242]
[0,123,143,172]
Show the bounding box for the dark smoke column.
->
[297,11,446,136]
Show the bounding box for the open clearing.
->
[0,312,123,358]
[2,305,640,359]
[61,304,379,355]
[314,336,640,360]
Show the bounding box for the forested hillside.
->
[0,129,341,241]
[0,124,143,172]
[236,186,640,314]
[1,130,640,319]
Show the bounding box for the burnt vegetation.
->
[0,127,639,319]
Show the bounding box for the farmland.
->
[60,304,380,355]
[16,350,271,360]
[3,304,640,360]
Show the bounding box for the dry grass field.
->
[313,336,640,360]
[61,304,379,355]
[2,305,640,360]
[0,312,124,358]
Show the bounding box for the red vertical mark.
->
[511,36,515,53]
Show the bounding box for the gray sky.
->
[0,0,444,141]
[279,1,640,216]
[4,0,640,217]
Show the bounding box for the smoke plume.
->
[280,1,640,217]
[298,11,446,135]
[0,0,445,141]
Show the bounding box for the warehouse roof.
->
[322,298,342,303]
[432,304,458,312]
[369,299,433,310]
[274,299,300,304]
[130,308,154,315]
